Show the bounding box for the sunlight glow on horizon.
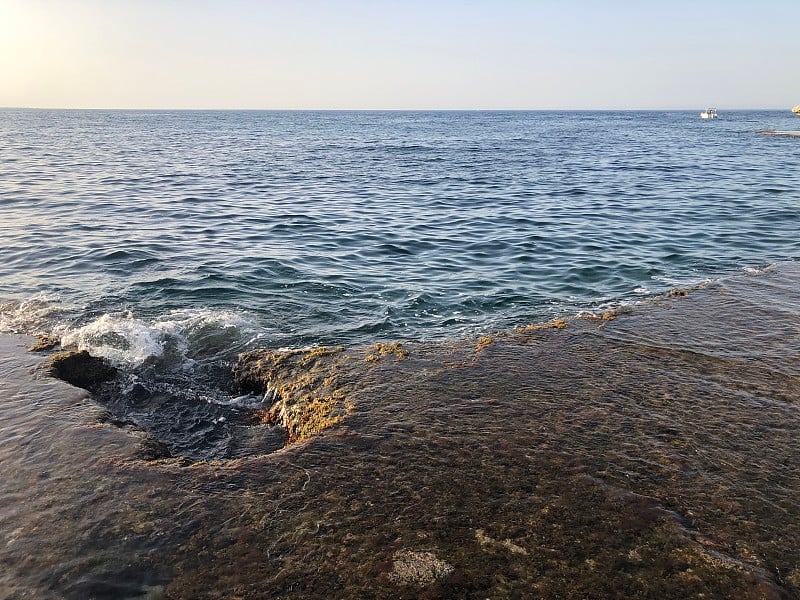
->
[2,0,799,110]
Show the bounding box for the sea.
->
[1,109,799,598]
[2,110,799,352]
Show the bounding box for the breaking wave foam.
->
[0,295,264,371]
[60,309,262,369]
[0,293,67,336]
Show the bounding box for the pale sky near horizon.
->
[1,0,798,110]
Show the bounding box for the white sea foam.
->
[213,393,264,409]
[742,264,773,275]
[0,291,266,370]
[59,308,262,369]
[0,293,66,335]
[61,313,168,368]
[651,274,712,289]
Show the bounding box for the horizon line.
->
[0,106,793,112]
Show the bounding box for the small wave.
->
[0,293,66,335]
[651,273,713,289]
[61,313,170,368]
[1,292,270,370]
[60,308,262,370]
[741,264,774,275]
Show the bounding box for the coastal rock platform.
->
[2,264,799,598]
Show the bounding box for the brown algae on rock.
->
[475,335,494,352]
[48,350,117,389]
[515,317,569,333]
[667,280,710,298]
[668,288,690,297]
[27,333,61,352]
[581,308,620,322]
[234,346,356,443]
[364,341,410,362]
[234,340,410,443]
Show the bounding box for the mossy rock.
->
[28,334,61,352]
[49,350,117,389]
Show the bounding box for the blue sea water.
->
[1,109,799,366]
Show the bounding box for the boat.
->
[792,105,800,115]
[700,108,718,119]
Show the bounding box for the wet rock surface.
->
[47,349,287,461]
[48,350,117,388]
[3,264,800,598]
[233,342,410,444]
[27,334,60,352]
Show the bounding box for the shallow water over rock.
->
[1,264,799,598]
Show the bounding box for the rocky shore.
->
[5,264,799,598]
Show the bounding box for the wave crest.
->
[59,309,262,369]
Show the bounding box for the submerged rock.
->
[387,550,454,586]
[27,334,61,352]
[49,350,117,389]
[135,434,173,461]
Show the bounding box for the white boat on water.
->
[792,105,800,115]
[700,108,718,119]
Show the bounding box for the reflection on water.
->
[1,264,799,598]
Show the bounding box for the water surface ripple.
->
[2,110,799,349]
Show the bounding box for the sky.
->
[1,0,799,110]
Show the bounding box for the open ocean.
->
[1,109,800,598]
[2,110,799,349]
